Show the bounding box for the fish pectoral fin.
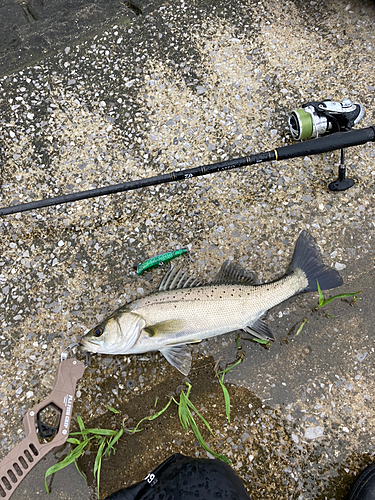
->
[144,319,185,337]
[159,345,192,376]
[244,318,275,341]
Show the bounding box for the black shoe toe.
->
[345,463,375,500]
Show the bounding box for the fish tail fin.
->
[289,231,343,292]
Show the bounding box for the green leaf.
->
[236,334,241,350]
[316,280,362,309]
[105,428,124,457]
[107,405,120,414]
[317,280,324,306]
[77,415,85,432]
[218,377,231,422]
[67,437,82,445]
[45,438,93,493]
[70,428,118,436]
[73,459,86,480]
[295,318,307,336]
[218,356,243,376]
[187,412,230,464]
[185,382,192,398]
[107,428,124,450]
[251,338,271,345]
[93,437,106,478]
[320,290,362,308]
[178,395,189,431]
[94,437,107,499]
[132,397,173,433]
[183,396,213,436]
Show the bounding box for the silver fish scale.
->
[127,270,307,351]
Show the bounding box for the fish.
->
[81,231,343,375]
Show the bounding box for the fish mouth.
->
[79,338,100,353]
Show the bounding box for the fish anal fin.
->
[244,318,275,341]
[212,261,258,285]
[159,345,192,375]
[144,319,185,337]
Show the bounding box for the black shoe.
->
[345,463,375,500]
[104,453,251,500]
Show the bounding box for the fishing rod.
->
[0,100,373,217]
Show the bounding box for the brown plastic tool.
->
[0,357,85,499]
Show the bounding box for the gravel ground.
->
[0,0,374,498]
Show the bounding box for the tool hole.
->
[29,443,39,456]
[37,403,62,442]
[18,456,28,469]
[13,463,23,476]
[24,449,33,463]
[7,470,17,484]
[1,476,11,491]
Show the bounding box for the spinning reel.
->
[288,98,366,191]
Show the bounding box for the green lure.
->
[136,248,188,275]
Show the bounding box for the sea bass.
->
[81,231,343,375]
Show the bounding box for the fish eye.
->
[94,327,104,337]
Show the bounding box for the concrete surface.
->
[0,0,374,498]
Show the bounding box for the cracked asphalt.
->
[0,0,374,498]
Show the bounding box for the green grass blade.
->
[178,391,190,430]
[218,377,231,423]
[317,280,324,306]
[107,405,120,414]
[94,437,107,499]
[319,290,362,308]
[67,437,82,445]
[93,437,106,478]
[251,338,271,345]
[108,428,124,449]
[236,334,241,349]
[45,438,93,493]
[132,397,173,433]
[70,428,118,436]
[76,415,85,432]
[218,356,243,376]
[105,428,124,457]
[187,412,230,464]
[183,397,213,435]
[185,382,192,398]
[73,459,86,480]
[295,318,308,336]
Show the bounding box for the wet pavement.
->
[0,0,374,498]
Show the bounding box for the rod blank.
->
[0,126,374,216]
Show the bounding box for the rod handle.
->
[275,126,375,161]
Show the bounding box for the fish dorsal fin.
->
[212,261,257,285]
[159,344,192,375]
[159,264,200,291]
